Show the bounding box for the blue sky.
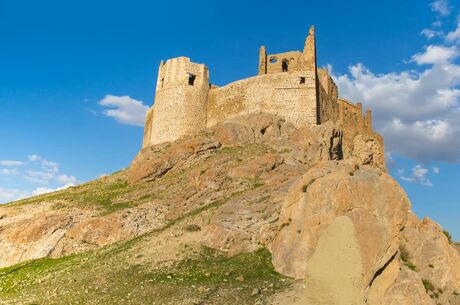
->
[0,0,459,239]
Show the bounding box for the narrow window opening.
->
[282,58,289,72]
[188,74,196,86]
[161,78,164,88]
[269,56,278,64]
[300,77,306,84]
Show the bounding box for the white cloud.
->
[332,41,460,162]
[397,165,433,187]
[55,174,78,184]
[41,159,59,174]
[433,20,443,27]
[0,168,17,175]
[28,154,41,162]
[431,0,451,16]
[0,160,23,166]
[385,152,396,168]
[25,170,55,184]
[411,45,458,65]
[433,167,440,173]
[0,188,28,202]
[421,28,443,40]
[23,155,75,185]
[32,183,75,196]
[98,95,149,127]
[0,155,81,203]
[447,20,460,43]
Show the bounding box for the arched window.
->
[281,58,289,72]
[188,74,196,86]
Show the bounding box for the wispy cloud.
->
[23,155,77,185]
[0,160,23,166]
[98,95,149,127]
[0,187,28,202]
[411,45,458,64]
[447,19,460,43]
[431,0,451,16]
[0,154,80,203]
[421,28,444,40]
[32,183,76,196]
[0,168,17,175]
[397,165,433,187]
[332,8,460,163]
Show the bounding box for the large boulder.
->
[270,160,409,304]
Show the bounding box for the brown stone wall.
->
[149,57,209,145]
[318,69,339,124]
[265,51,305,74]
[338,98,384,161]
[207,71,317,128]
[339,99,362,130]
[258,46,267,75]
[142,107,155,148]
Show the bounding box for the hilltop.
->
[0,113,458,305]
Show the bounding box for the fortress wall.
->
[142,107,155,148]
[265,51,304,74]
[259,46,267,75]
[338,99,383,143]
[208,71,317,128]
[317,69,339,123]
[318,85,335,123]
[339,99,363,130]
[151,86,208,144]
[338,99,384,164]
[149,57,209,145]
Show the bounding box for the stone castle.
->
[142,26,381,147]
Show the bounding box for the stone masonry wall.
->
[142,107,155,148]
[149,57,209,145]
[143,26,382,149]
[317,69,339,123]
[265,51,305,74]
[207,71,318,128]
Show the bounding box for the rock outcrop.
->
[0,113,458,305]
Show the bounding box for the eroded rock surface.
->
[0,113,458,305]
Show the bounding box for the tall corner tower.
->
[303,25,317,72]
[303,25,321,124]
[144,57,210,146]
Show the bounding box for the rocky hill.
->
[0,113,458,305]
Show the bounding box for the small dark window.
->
[161,78,164,88]
[281,58,289,72]
[188,74,196,86]
[300,77,306,84]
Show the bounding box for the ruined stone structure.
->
[142,26,381,147]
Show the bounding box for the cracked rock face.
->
[269,160,410,304]
[0,113,458,305]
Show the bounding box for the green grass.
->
[151,247,285,286]
[422,279,435,292]
[0,142,288,304]
[7,174,164,216]
[0,240,289,304]
[400,245,418,271]
[443,230,453,243]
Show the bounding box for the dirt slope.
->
[0,113,458,305]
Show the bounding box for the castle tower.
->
[143,57,209,146]
[303,25,317,71]
[258,46,267,75]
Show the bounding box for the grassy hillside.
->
[0,143,292,304]
[0,191,290,305]
[0,243,288,304]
